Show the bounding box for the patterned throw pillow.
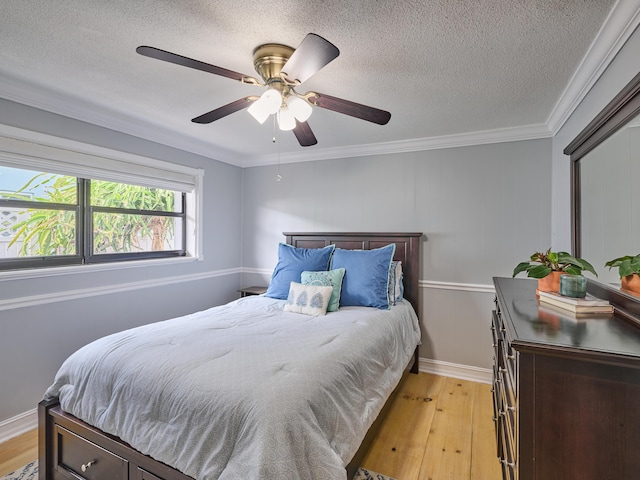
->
[388,261,404,305]
[301,268,346,312]
[283,282,333,316]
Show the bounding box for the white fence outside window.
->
[0,208,26,258]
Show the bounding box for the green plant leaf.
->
[564,266,582,276]
[605,254,640,277]
[513,262,531,277]
[619,258,635,277]
[6,173,176,257]
[527,265,552,279]
[558,252,598,276]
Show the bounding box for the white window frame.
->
[0,124,204,277]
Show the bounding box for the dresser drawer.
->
[492,301,518,480]
[55,425,128,480]
[497,413,516,480]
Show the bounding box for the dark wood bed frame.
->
[39,232,422,480]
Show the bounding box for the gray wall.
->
[0,99,244,422]
[241,139,553,371]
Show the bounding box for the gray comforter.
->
[44,295,420,480]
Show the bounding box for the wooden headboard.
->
[283,232,422,314]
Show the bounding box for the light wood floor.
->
[0,373,500,479]
[0,427,37,477]
[362,373,501,480]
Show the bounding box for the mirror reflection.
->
[579,117,640,285]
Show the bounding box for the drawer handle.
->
[507,405,516,412]
[507,354,515,360]
[500,458,516,468]
[499,367,507,373]
[81,461,94,472]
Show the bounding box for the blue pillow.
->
[265,243,335,300]
[330,244,396,309]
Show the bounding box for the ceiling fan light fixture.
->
[287,95,312,122]
[277,107,296,131]
[138,33,390,147]
[248,89,282,124]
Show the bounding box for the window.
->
[0,128,203,272]
[1,166,78,267]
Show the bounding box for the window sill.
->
[0,255,200,282]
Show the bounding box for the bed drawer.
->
[136,468,165,480]
[55,425,128,480]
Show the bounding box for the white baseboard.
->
[0,408,37,444]
[419,357,492,384]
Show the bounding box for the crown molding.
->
[0,0,637,167]
[0,73,240,165]
[546,0,640,135]
[0,70,551,168]
[240,123,552,167]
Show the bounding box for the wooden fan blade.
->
[191,97,258,124]
[137,46,259,83]
[310,92,391,125]
[292,120,318,147]
[281,34,339,84]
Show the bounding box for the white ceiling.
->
[1,1,638,167]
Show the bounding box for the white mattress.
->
[44,295,420,480]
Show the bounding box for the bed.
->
[38,232,422,480]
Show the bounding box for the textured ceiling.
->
[0,0,631,166]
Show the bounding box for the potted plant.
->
[513,248,597,293]
[605,254,640,295]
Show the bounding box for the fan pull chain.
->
[273,115,282,181]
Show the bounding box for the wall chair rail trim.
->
[245,268,494,294]
[0,268,240,311]
[0,256,199,282]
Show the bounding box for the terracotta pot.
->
[621,273,640,296]
[536,271,565,295]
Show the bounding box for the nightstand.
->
[238,286,267,297]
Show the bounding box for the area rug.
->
[0,461,37,480]
[1,461,396,480]
[353,467,397,480]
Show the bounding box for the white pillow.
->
[284,282,333,316]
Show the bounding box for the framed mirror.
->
[564,70,640,320]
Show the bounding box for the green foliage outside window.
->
[3,173,177,257]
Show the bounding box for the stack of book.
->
[538,291,613,314]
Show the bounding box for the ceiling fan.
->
[136,33,391,147]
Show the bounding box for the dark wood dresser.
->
[492,277,640,480]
